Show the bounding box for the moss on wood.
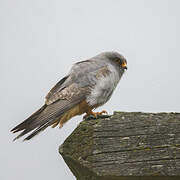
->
[59,112,180,179]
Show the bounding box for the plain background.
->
[1,0,180,179]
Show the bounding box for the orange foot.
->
[84,110,108,119]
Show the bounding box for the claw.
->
[92,110,108,117]
[84,110,108,120]
[99,110,108,115]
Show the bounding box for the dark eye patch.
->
[114,58,122,65]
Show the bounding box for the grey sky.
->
[1,0,180,179]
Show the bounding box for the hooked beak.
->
[122,61,127,70]
[123,66,127,70]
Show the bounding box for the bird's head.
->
[99,51,127,70]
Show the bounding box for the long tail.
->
[11,96,85,141]
[11,103,64,141]
[11,104,48,141]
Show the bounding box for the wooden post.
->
[59,112,180,180]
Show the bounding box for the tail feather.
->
[11,101,67,141]
[11,104,52,141]
[13,129,31,141]
[23,121,51,141]
[13,116,58,141]
[11,96,85,141]
[11,104,47,133]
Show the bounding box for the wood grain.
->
[59,112,180,180]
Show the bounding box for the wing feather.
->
[13,86,87,141]
[45,60,107,105]
[45,75,69,103]
[12,58,110,141]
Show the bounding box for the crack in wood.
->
[59,112,180,177]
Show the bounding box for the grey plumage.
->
[11,51,127,141]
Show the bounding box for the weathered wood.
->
[59,112,180,179]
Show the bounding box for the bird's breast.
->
[86,66,121,107]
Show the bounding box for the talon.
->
[100,110,108,115]
[94,110,108,116]
[85,110,108,119]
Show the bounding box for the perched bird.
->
[11,52,127,141]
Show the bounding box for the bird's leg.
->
[84,109,108,119]
[90,110,108,118]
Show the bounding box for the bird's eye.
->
[115,58,121,64]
